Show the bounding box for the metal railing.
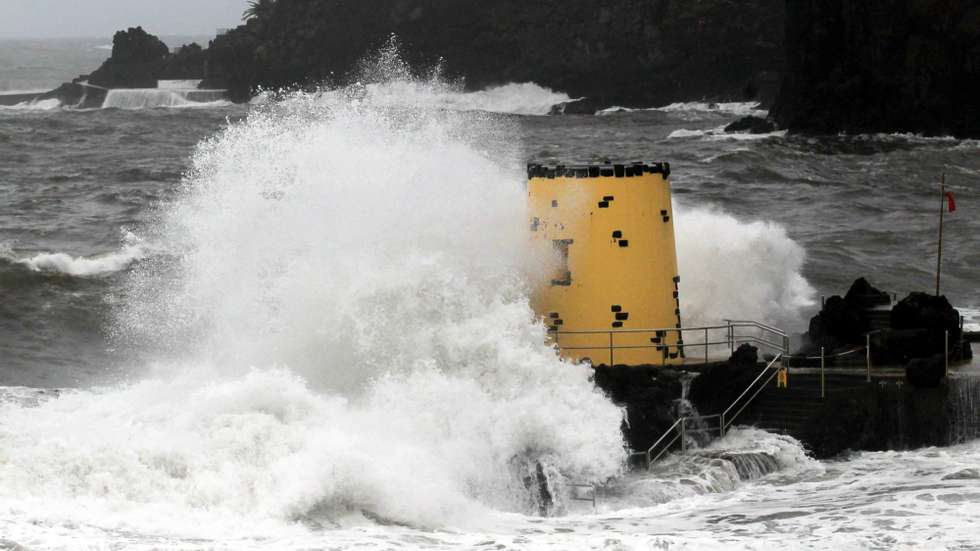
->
[640,354,783,468]
[782,346,867,397]
[720,353,784,434]
[780,327,958,396]
[567,482,597,510]
[552,320,789,366]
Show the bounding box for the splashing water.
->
[674,205,817,330]
[0,54,626,539]
[672,372,713,450]
[602,427,816,510]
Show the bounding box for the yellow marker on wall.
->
[527,163,683,366]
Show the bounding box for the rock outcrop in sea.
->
[88,27,205,89]
[798,278,972,383]
[771,0,980,137]
[203,0,784,107]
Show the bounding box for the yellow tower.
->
[528,163,683,366]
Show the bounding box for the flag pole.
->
[936,172,945,296]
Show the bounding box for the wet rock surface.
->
[800,278,972,369]
[724,116,776,134]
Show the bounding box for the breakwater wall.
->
[743,368,980,458]
[597,344,980,462]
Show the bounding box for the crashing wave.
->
[0,48,626,540]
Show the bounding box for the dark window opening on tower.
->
[550,239,573,286]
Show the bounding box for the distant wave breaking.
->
[667,125,787,141]
[597,101,768,118]
[282,80,575,116]
[2,82,569,115]
[0,234,146,277]
[0,98,62,112]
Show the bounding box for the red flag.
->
[946,191,956,213]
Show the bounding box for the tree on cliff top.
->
[243,0,278,22]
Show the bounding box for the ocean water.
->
[1,44,979,550]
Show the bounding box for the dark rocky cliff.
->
[772,0,980,137]
[205,0,784,106]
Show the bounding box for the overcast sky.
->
[0,0,253,39]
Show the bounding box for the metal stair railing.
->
[567,482,597,510]
[641,353,783,469]
[720,353,784,433]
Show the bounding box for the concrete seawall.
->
[185,90,228,103]
[742,363,980,457]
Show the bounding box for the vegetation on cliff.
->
[772,0,980,137]
[203,0,784,106]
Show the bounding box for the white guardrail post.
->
[704,327,709,365]
[945,330,949,377]
[866,333,871,383]
[820,347,826,399]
